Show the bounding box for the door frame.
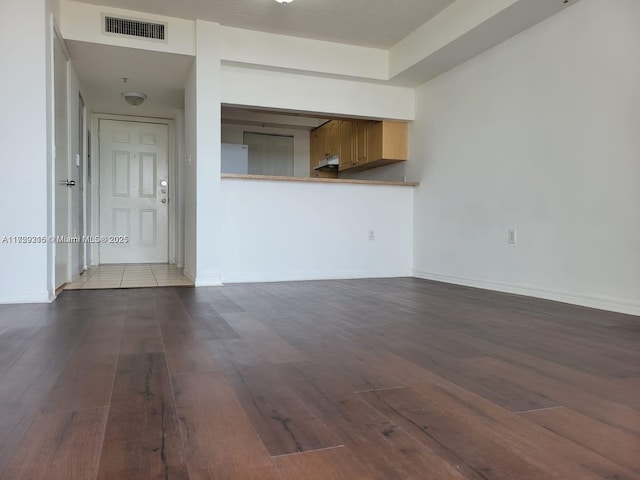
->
[79,94,88,272]
[90,113,178,266]
[52,24,72,289]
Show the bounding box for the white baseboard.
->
[182,269,222,287]
[194,273,223,287]
[412,270,640,316]
[0,291,53,304]
[222,269,412,284]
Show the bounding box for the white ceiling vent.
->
[103,15,167,42]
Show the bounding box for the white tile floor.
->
[64,264,193,290]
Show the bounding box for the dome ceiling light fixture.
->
[120,77,146,107]
[274,0,294,4]
[122,91,147,106]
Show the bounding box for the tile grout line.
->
[80,265,126,290]
[150,267,160,288]
[122,265,156,287]
[69,264,192,290]
[64,266,97,290]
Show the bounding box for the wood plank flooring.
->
[0,278,638,480]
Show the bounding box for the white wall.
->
[410,0,640,315]
[221,26,387,81]
[221,65,415,121]
[0,0,54,303]
[174,109,185,268]
[221,124,310,178]
[192,20,223,286]
[221,178,414,282]
[60,0,195,55]
[183,63,197,279]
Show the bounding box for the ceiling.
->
[70,0,455,49]
[67,40,193,117]
[65,0,578,118]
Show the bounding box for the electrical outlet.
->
[368,230,375,241]
[508,229,516,244]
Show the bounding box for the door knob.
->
[160,180,168,187]
[161,198,167,203]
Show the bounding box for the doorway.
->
[72,94,85,276]
[98,119,170,264]
[54,32,70,289]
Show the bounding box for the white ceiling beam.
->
[220,26,388,81]
[389,0,582,86]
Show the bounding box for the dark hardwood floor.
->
[0,278,638,479]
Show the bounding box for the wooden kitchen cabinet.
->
[338,120,371,171]
[354,120,370,168]
[367,121,408,167]
[342,120,408,172]
[309,122,337,178]
[310,126,324,166]
[326,120,339,156]
[338,120,354,171]
[310,119,408,176]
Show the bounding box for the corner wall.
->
[0,0,54,302]
[183,63,197,280]
[410,0,640,315]
[182,20,224,286]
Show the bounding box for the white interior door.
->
[99,119,169,263]
[54,34,70,288]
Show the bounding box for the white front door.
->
[99,119,169,263]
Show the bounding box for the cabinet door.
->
[364,121,408,164]
[355,121,369,166]
[367,121,383,163]
[310,129,319,176]
[309,126,326,176]
[338,120,354,171]
[380,121,408,161]
[309,124,337,178]
[326,120,339,157]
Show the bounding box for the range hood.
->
[314,154,339,171]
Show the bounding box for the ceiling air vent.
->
[103,15,167,41]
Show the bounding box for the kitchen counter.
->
[221,173,419,187]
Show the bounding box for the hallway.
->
[64,264,192,290]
